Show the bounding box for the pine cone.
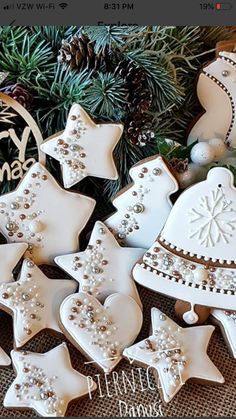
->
[0,83,33,110]
[169,157,189,173]
[126,113,155,147]
[115,59,152,113]
[58,34,106,71]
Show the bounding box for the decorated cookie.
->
[40,104,123,188]
[60,292,143,373]
[4,343,97,416]
[133,167,236,323]
[0,162,95,264]
[0,259,77,348]
[211,308,236,358]
[0,345,11,367]
[188,51,236,148]
[0,243,27,283]
[105,155,178,249]
[123,308,224,403]
[55,221,143,306]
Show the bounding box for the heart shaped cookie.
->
[60,293,143,373]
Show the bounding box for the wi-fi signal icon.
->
[59,2,68,9]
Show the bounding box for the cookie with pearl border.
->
[59,292,143,373]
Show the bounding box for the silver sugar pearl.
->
[6,222,17,231]
[153,168,162,176]
[10,202,19,210]
[133,203,145,214]
[222,70,229,77]
[26,260,34,268]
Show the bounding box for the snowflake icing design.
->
[188,188,236,247]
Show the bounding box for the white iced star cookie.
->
[0,243,27,283]
[0,259,77,348]
[0,345,11,366]
[4,343,97,417]
[211,308,236,358]
[105,155,178,249]
[0,162,95,264]
[40,104,123,188]
[60,292,143,373]
[55,221,143,307]
[123,308,224,403]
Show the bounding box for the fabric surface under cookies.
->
[0,264,234,417]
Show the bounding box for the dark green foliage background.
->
[0,26,234,221]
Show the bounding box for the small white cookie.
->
[4,343,97,416]
[55,221,143,307]
[105,155,178,249]
[124,308,224,403]
[0,259,77,348]
[41,104,123,188]
[0,345,11,367]
[60,292,143,373]
[0,162,95,264]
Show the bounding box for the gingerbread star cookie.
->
[4,343,97,417]
[0,259,77,348]
[123,308,224,403]
[60,292,143,373]
[40,104,123,188]
[0,162,95,264]
[55,221,143,306]
[0,243,27,283]
[211,309,236,358]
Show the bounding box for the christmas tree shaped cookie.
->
[188,51,236,148]
[41,104,123,188]
[105,155,178,249]
[133,167,236,324]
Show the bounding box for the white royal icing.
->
[0,242,27,284]
[105,155,178,249]
[60,292,143,373]
[4,343,97,417]
[0,345,11,366]
[41,104,123,188]
[0,162,95,264]
[188,51,236,148]
[0,259,77,348]
[124,308,224,403]
[211,308,236,358]
[161,167,236,262]
[55,221,143,307]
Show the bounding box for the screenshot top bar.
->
[0,0,235,26]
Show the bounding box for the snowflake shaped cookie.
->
[41,104,123,188]
[124,308,224,403]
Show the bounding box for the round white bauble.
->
[190,142,215,166]
[208,138,227,161]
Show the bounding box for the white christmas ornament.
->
[60,292,143,373]
[190,142,215,166]
[105,155,178,249]
[0,163,95,264]
[55,221,143,307]
[133,167,236,320]
[123,308,224,403]
[40,104,123,188]
[188,51,236,148]
[4,343,97,417]
[0,259,77,348]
